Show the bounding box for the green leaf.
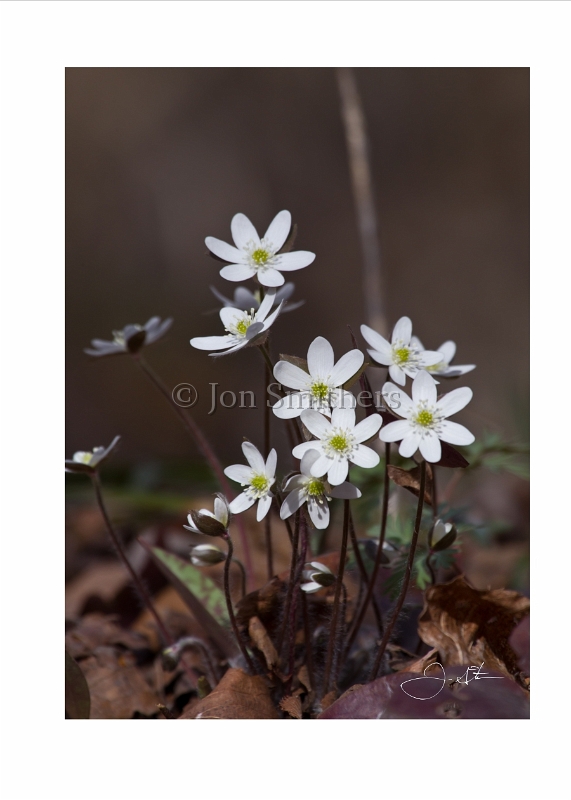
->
[139,541,237,658]
[65,651,90,719]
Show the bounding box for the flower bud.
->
[431,519,457,551]
[190,543,226,566]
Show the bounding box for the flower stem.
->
[348,509,383,635]
[278,510,300,654]
[264,356,273,580]
[368,459,427,681]
[427,465,438,584]
[332,583,348,688]
[223,534,255,674]
[287,512,308,680]
[322,499,350,697]
[301,593,315,691]
[342,442,390,659]
[232,558,247,598]
[90,473,173,646]
[133,353,254,590]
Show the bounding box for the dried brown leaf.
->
[180,668,279,719]
[81,647,160,718]
[418,576,530,678]
[320,690,337,712]
[388,464,433,505]
[248,616,278,670]
[279,695,302,719]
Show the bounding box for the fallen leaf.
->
[179,668,279,719]
[65,651,90,719]
[279,695,302,719]
[418,576,530,678]
[509,615,530,675]
[320,690,337,712]
[319,665,529,719]
[388,464,433,505]
[248,616,278,670]
[81,647,160,718]
[65,613,151,660]
[397,647,440,675]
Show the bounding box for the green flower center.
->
[235,319,250,335]
[250,474,270,495]
[75,452,93,464]
[311,381,329,401]
[306,478,325,497]
[416,409,434,427]
[329,434,349,452]
[251,248,269,266]
[394,347,410,365]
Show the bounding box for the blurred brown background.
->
[66,68,529,466]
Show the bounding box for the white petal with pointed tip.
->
[265,448,277,478]
[241,441,266,473]
[329,349,364,387]
[229,492,256,514]
[437,386,473,417]
[205,237,244,263]
[361,325,392,359]
[276,251,315,271]
[264,210,291,251]
[392,316,412,345]
[382,382,413,417]
[224,464,254,484]
[231,213,260,249]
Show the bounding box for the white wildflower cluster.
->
[189,209,476,534]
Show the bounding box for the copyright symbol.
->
[172,383,198,408]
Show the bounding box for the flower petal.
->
[310,453,332,477]
[219,306,245,329]
[258,268,285,287]
[264,209,291,251]
[330,481,362,500]
[327,458,349,485]
[293,441,324,460]
[224,464,254,484]
[229,492,256,514]
[231,213,260,249]
[382,382,413,417]
[254,288,276,321]
[392,316,412,346]
[437,341,456,364]
[300,449,322,476]
[350,445,380,469]
[438,421,475,445]
[301,408,333,439]
[329,349,364,387]
[256,494,272,521]
[190,335,234,351]
[367,349,392,367]
[233,287,259,309]
[412,370,438,406]
[399,432,420,458]
[436,386,473,417]
[419,432,442,462]
[330,406,356,430]
[220,264,256,282]
[352,413,383,443]
[205,236,244,263]
[301,581,323,593]
[360,325,392,359]
[307,336,335,378]
[282,474,305,492]
[274,361,311,391]
[214,497,229,526]
[265,448,277,478]
[275,251,315,271]
[307,498,330,529]
[419,350,444,368]
[438,364,476,377]
[241,441,266,472]
[379,419,411,442]
[280,488,306,519]
[388,364,406,385]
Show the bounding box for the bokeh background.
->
[66,67,529,468]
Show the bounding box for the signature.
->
[400,662,503,700]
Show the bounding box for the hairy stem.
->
[223,534,255,674]
[348,509,383,635]
[322,499,350,697]
[368,459,427,681]
[278,510,300,654]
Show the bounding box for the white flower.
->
[293,407,383,485]
[210,282,304,314]
[65,436,121,474]
[272,336,363,419]
[205,210,315,288]
[224,442,277,522]
[301,562,336,593]
[280,450,362,529]
[379,370,475,463]
[183,495,230,537]
[190,544,226,567]
[361,316,443,386]
[190,289,283,357]
[411,336,475,378]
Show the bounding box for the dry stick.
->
[133,353,254,589]
[343,442,391,660]
[348,509,383,636]
[322,499,351,697]
[368,460,427,681]
[91,473,173,646]
[278,510,300,654]
[222,534,256,674]
[337,67,387,338]
[264,357,274,580]
[286,513,309,682]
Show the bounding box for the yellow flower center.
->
[235,319,250,335]
[306,478,325,496]
[329,434,349,452]
[394,347,410,365]
[311,381,329,401]
[416,409,434,427]
[250,474,270,494]
[251,248,269,266]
